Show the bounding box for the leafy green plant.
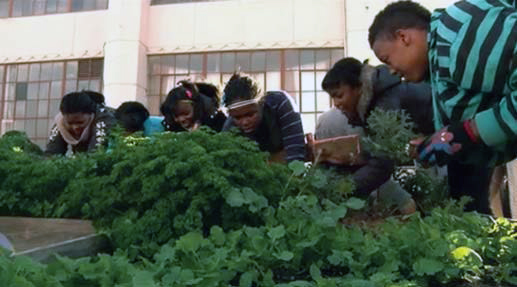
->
[363,108,416,163]
[1,122,517,287]
[393,167,449,211]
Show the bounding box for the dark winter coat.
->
[45,106,116,156]
[318,64,433,196]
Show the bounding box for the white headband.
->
[227,99,258,110]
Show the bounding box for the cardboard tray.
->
[311,134,362,165]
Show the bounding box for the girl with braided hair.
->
[160,80,226,132]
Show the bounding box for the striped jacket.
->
[223,91,306,162]
[428,0,517,165]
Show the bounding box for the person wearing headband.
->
[160,81,226,132]
[46,91,116,156]
[222,73,305,163]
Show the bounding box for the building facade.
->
[0,0,456,146]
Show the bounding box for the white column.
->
[507,160,517,219]
[103,0,150,108]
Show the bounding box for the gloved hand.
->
[414,120,479,166]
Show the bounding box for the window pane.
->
[331,48,344,65]
[284,70,299,91]
[148,56,162,75]
[33,0,46,15]
[159,55,174,75]
[37,119,49,138]
[285,50,299,70]
[266,51,281,71]
[78,80,89,91]
[78,60,91,79]
[14,120,25,131]
[38,100,49,117]
[206,53,220,72]
[89,79,100,90]
[315,50,330,70]
[0,66,4,83]
[17,64,29,82]
[49,99,60,117]
[16,83,28,101]
[50,81,62,99]
[3,102,14,118]
[266,72,281,91]
[22,0,32,15]
[28,83,39,100]
[161,76,175,95]
[6,83,15,100]
[147,76,159,96]
[148,96,161,116]
[301,71,315,91]
[66,62,78,79]
[57,0,67,13]
[190,54,203,73]
[12,0,30,17]
[301,113,316,134]
[71,0,83,11]
[300,50,315,70]
[27,101,38,117]
[316,92,330,112]
[221,53,235,73]
[39,82,50,99]
[251,52,266,72]
[236,52,250,72]
[96,0,108,9]
[301,92,315,112]
[12,0,22,16]
[48,118,54,130]
[0,0,8,18]
[175,55,189,74]
[7,66,16,82]
[82,0,96,11]
[15,101,26,117]
[46,0,58,13]
[40,63,53,81]
[316,71,326,91]
[64,80,77,94]
[29,64,41,81]
[52,62,64,80]
[90,59,103,77]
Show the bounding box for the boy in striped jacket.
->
[368,0,517,213]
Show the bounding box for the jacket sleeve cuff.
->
[474,110,508,147]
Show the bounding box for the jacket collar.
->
[355,64,376,124]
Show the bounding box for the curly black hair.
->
[60,90,105,114]
[115,101,150,133]
[368,1,431,47]
[160,81,201,130]
[222,73,260,107]
[160,80,223,131]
